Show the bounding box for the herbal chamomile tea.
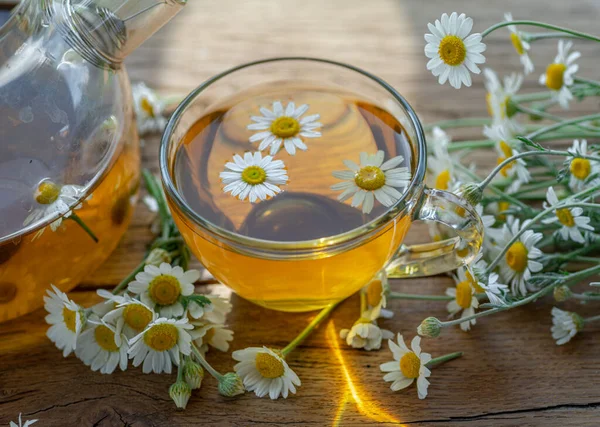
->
[168,82,416,311]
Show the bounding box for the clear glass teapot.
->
[0,0,185,322]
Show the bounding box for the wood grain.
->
[2,0,600,425]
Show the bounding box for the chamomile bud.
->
[417,317,442,338]
[218,372,245,397]
[183,359,204,390]
[169,380,192,409]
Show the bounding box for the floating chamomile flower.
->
[484,124,530,193]
[380,334,431,399]
[23,181,87,238]
[44,284,85,357]
[331,150,411,214]
[247,101,322,156]
[101,293,156,346]
[232,347,301,399]
[504,13,534,75]
[339,311,394,351]
[128,263,198,318]
[424,12,486,89]
[75,316,128,374]
[132,82,167,135]
[539,40,580,109]
[447,271,479,331]
[220,152,288,203]
[483,68,524,134]
[542,186,593,244]
[128,317,193,374]
[567,140,600,192]
[190,322,234,352]
[551,307,583,345]
[498,219,544,297]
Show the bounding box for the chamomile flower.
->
[220,152,289,203]
[232,347,301,399]
[128,263,198,318]
[483,68,524,134]
[75,316,128,374]
[551,307,583,345]
[542,186,593,243]
[424,12,487,89]
[364,272,393,320]
[102,294,156,345]
[331,151,410,214]
[190,322,234,352]
[539,40,580,109]
[484,124,530,192]
[339,311,394,351]
[446,273,479,331]
[9,414,37,427]
[380,334,431,399]
[23,181,87,237]
[479,272,509,307]
[504,13,534,74]
[426,126,451,156]
[128,317,193,374]
[44,284,85,357]
[247,101,321,156]
[132,82,167,135]
[202,296,232,324]
[498,219,544,297]
[567,140,600,192]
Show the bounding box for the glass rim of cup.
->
[159,56,427,252]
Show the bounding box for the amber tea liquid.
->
[170,82,415,311]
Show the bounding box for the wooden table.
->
[2,1,600,425]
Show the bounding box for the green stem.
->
[113,259,146,294]
[526,114,600,140]
[517,179,559,194]
[281,302,340,357]
[513,92,554,103]
[142,169,171,239]
[572,293,600,301]
[526,32,580,41]
[389,292,453,301]
[584,314,600,324]
[574,77,600,88]
[481,21,600,42]
[177,362,184,382]
[424,352,463,369]
[151,236,184,249]
[424,118,491,131]
[516,104,600,132]
[447,140,495,152]
[192,344,223,381]
[68,213,98,243]
[572,256,600,263]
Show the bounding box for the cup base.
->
[245,296,343,312]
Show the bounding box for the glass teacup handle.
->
[385,188,483,278]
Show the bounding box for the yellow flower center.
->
[570,158,591,180]
[94,324,119,352]
[438,35,467,66]
[496,156,514,177]
[62,307,77,332]
[545,63,567,91]
[434,169,451,190]
[556,208,575,227]
[499,141,513,158]
[270,116,300,138]
[255,351,285,379]
[399,351,421,379]
[455,280,473,309]
[241,166,267,186]
[466,270,484,293]
[140,97,155,118]
[510,33,525,55]
[143,323,179,351]
[456,247,469,258]
[354,166,386,191]
[366,279,383,307]
[505,241,528,273]
[148,275,181,306]
[123,303,154,332]
[35,181,61,205]
[498,201,510,221]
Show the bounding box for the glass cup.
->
[160,58,483,312]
